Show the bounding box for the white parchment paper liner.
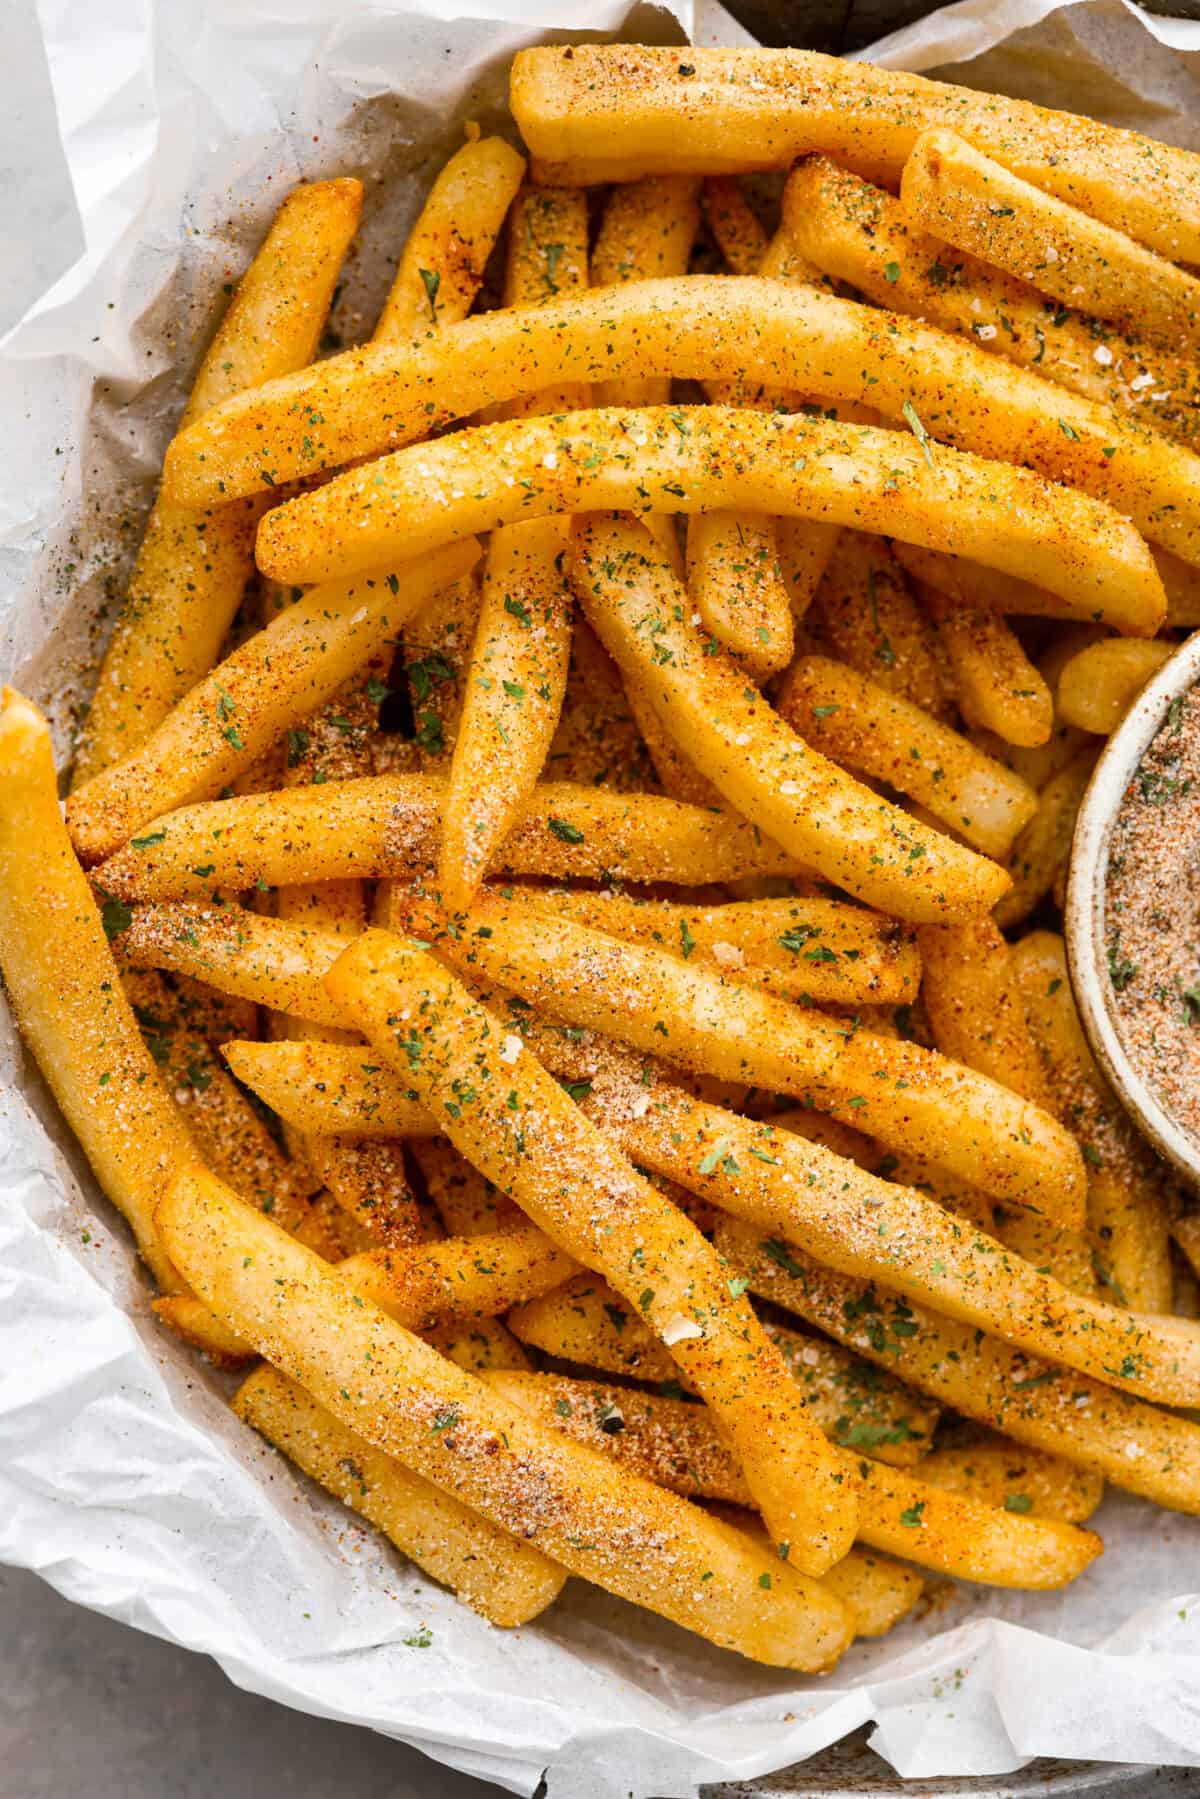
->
[4,1,1200,1792]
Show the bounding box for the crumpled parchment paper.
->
[4,1,1200,1793]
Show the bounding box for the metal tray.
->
[711,1727,1198,1795]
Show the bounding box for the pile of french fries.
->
[4,46,1200,1673]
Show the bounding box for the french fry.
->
[425,1317,531,1375]
[305,1137,422,1248]
[510,46,1200,263]
[372,136,525,346]
[234,1365,565,1626]
[994,747,1097,929]
[901,129,1200,357]
[403,575,484,769]
[94,775,798,904]
[219,1024,1190,1408]
[569,513,1009,920]
[487,1369,1100,1590]
[685,512,794,680]
[394,886,1085,1222]
[816,1550,924,1638]
[775,655,1037,860]
[338,1228,578,1329]
[701,178,769,275]
[74,178,362,784]
[497,186,590,416]
[917,1431,1105,1524]
[0,691,192,1288]
[916,586,1053,750]
[591,176,701,404]
[410,1137,523,1236]
[158,1165,854,1668]
[711,1216,1200,1514]
[246,402,1166,635]
[1055,639,1175,736]
[119,904,347,1026]
[1013,932,1174,1314]
[917,921,1097,1297]
[891,541,1171,640]
[784,156,1200,457]
[812,532,948,719]
[121,967,317,1238]
[505,1281,939,1466]
[620,669,723,805]
[166,283,1189,592]
[324,929,860,1573]
[501,885,922,1006]
[439,518,573,912]
[67,539,480,866]
[222,1038,431,1138]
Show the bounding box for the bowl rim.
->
[1065,628,1200,1195]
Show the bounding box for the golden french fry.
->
[510,46,1200,262]
[439,518,573,912]
[338,1227,577,1329]
[891,541,1167,639]
[122,967,317,1238]
[244,400,1167,631]
[158,1164,854,1668]
[496,186,590,416]
[373,136,525,346]
[410,1137,523,1236]
[784,156,1200,459]
[505,1279,940,1466]
[403,575,484,769]
[994,747,1097,929]
[702,178,769,274]
[917,1431,1105,1524]
[591,176,701,404]
[775,655,1037,860]
[817,1550,924,1638]
[235,1365,565,1626]
[305,1137,422,1248]
[711,1216,1200,1513]
[917,920,1097,1297]
[119,904,347,1026]
[487,1368,1100,1590]
[425,1316,531,1375]
[1013,931,1174,1314]
[813,532,948,718]
[221,1037,432,1138]
[392,886,1085,1221]
[901,129,1200,357]
[94,775,798,903]
[917,586,1053,750]
[1055,639,1175,736]
[569,513,1009,920]
[685,512,794,679]
[74,179,363,784]
[324,929,861,1574]
[0,691,192,1288]
[164,282,1187,591]
[220,1024,1186,1406]
[502,884,922,1006]
[67,539,480,867]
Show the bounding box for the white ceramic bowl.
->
[1065,630,1200,1194]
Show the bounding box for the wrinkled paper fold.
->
[4,0,1200,1791]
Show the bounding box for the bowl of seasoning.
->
[1066,631,1200,1194]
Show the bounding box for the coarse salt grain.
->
[542,451,558,470]
[801,1345,821,1366]
[711,941,745,970]
[975,323,997,341]
[1131,372,1156,391]
[1094,344,1114,366]
[780,780,800,796]
[1045,245,1060,262]
[499,1034,523,1065]
[734,732,750,746]
[662,1315,703,1345]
